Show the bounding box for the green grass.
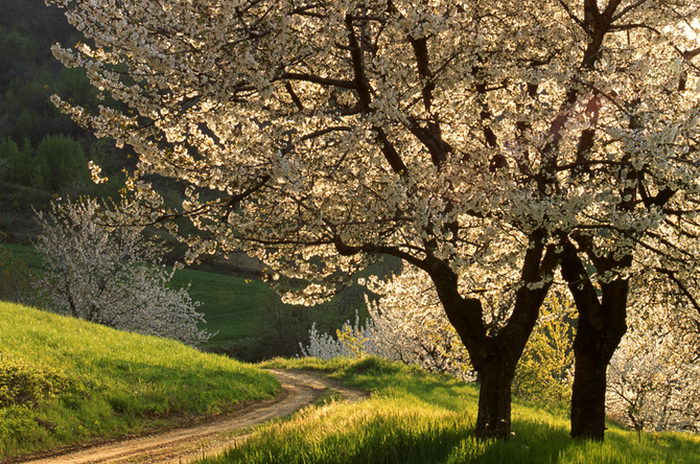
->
[0,301,280,460]
[198,357,700,464]
[170,268,281,349]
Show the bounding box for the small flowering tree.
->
[361,270,473,379]
[35,198,212,346]
[607,284,700,433]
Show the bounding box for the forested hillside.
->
[0,0,129,242]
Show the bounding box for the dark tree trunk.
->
[569,316,626,440]
[561,243,629,441]
[444,299,526,440]
[475,357,517,439]
[430,230,557,440]
[570,326,610,440]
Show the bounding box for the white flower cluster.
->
[607,282,700,433]
[300,322,353,360]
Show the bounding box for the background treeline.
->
[0,0,131,242]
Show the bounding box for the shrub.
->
[0,355,72,408]
[33,134,88,192]
[0,138,33,185]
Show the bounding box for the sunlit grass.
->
[199,357,699,464]
[0,301,279,459]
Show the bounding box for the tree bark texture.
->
[561,242,629,440]
[474,356,518,438]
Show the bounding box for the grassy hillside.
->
[199,357,700,464]
[0,301,279,460]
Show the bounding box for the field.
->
[0,301,279,460]
[198,357,700,464]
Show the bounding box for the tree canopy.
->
[49,0,700,439]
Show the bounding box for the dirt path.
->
[21,370,366,464]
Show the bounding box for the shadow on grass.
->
[447,419,572,464]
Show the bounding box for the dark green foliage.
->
[0,135,90,193]
[0,138,32,184]
[33,135,88,191]
[0,26,39,92]
[0,244,41,305]
[0,3,129,241]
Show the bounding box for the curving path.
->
[20,370,366,464]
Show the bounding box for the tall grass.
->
[0,301,279,459]
[199,357,699,464]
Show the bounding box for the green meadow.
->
[0,301,279,460]
[198,357,700,464]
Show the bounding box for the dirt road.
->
[21,370,366,464]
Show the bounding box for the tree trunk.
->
[560,242,630,441]
[570,305,626,440]
[475,357,517,439]
[570,341,608,440]
[432,230,556,440]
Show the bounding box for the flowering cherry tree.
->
[301,269,473,380]
[35,199,212,346]
[606,281,700,433]
[48,0,700,439]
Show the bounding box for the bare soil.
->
[20,370,366,464]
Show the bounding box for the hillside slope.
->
[0,302,279,460]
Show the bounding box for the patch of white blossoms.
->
[607,282,700,433]
[35,198,212,346]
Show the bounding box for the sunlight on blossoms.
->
[685,19,700,41]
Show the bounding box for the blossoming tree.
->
[36,198,212,346]
[48,0,700,439]
[606,279,700,433]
